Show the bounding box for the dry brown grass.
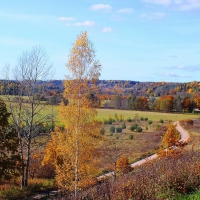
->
[97,120,167,172]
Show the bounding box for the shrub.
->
[109,126,115,133]
[107,115,114,124]
[103,119,108,124]
[129,134,134,140]
[115,134,119,140]
[136,126,143,132]
[116,127,123,133]
[100,127,105,135]
[116,156,131,174]
[127,117,132,122]
[130,126,135,131]
[130,123,138,131]
[160,119,164,124]
[186,119,194,126]
[75,149,200,199]
[156,124,160,130]
[148,120,153,125]
[122,122,126,129]
[119,114,123,122]
[108,118,113,124]
[145,117,148,121]
[140,117,144,121]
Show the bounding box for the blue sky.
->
[0,0,200,82]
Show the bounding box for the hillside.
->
[1,79,199,97]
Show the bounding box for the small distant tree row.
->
[107,94,199,113]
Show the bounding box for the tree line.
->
[103,93,200,113]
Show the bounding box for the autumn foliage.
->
[116,156,131,174]
[162,123,180,148]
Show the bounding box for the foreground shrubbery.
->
[0,179,56,199]
[62,149,200,200]
[2,149,200,199]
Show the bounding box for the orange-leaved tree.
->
[158,123,181,157]
[116,156,131,174]
[43,31,101,198]
[162,123,180,148]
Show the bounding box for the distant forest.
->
[1,79,200,113]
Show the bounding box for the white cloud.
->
[179,0,200,10]
[74,21,95,27]
[140,12,166,20]
[102,27,113,32]
[90,4,112,11]
[139,13,148,18]
[142,0,200,10]
[176,65,200,71]
[157,72,192,78]
[58,17,75,21]
[177,65,185,69]
[116,8,134,14]
[165,72,179,77]
[143,0,171,6]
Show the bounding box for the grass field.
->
[2,93,197,123]
[97,108,198,122]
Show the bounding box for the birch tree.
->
[2,46,53,188]
[43,31,101,198]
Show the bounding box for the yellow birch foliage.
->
[43,31,101,192]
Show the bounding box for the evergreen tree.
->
[0,98,21,181]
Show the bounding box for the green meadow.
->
[1,94,197,123]
[40,107,198,123]
[97,108,197,122]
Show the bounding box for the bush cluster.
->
[130,123,138,131]
[140,117,148,121]
[72,149,200,200]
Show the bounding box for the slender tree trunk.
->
[74,124,79,200]
[24,135,31,186]
[74,92,81,200]
[17,128,25,189]
[19,139,25,189]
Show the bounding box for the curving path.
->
[176,121,189,143]
[131,121,189,168]
[98,121,189,180]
